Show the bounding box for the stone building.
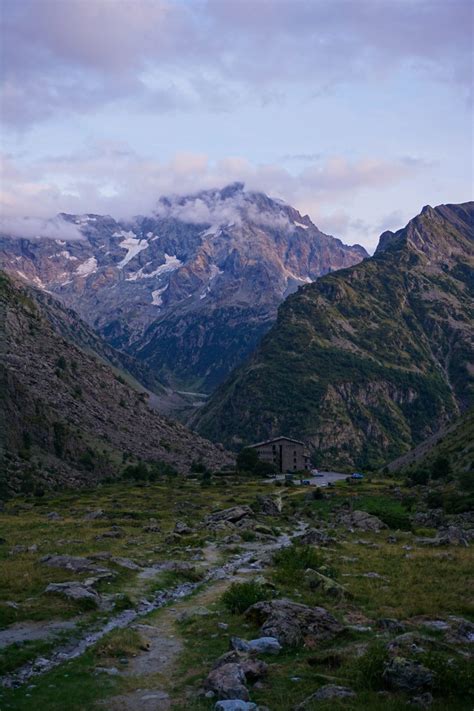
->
[249,436,310,473]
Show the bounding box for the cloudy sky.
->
[1,0,472,250]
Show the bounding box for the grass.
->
[222,581,269,614]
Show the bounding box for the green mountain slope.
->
[0,272,230,494]
[193,202,473,469]
[388,408,473,476]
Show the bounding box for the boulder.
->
[206,506,253,526]
[40,554,112,577]
[294,684,356,709]
[83,509,105,520]
[304,569,349,599]
[297,528,336,546]
[382,657,434,692]
[174,521,194,535]
[205,663,249,700]
[214,702,258,711]
[240,658,268,682]
[255,495,280,516]
[342,510,387,532]
[230,636,281,655]
[46,581,100,606]
[245,599,344,647]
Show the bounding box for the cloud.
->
[0,144,426,224]
[1,0,471,127]
[0,216,85,241]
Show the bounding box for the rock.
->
[95,666,120,676]
[205,663,249,700]
[46,512,61,521]
[40,554,112,577]
[447,616,474,644]
[245,599,344,647]
[96,526,124,539]
[253,524,273,536]
[377,618,406,634]
[304,569,349,599]
[382,657,434,692]
[297,528,336,546]
[83,509,104,520]
[174,521,193,535]
[110,557,142,571]
[341,510,387,532]
[46,582,100,606]
[256,495,280,516]
[230,636,281,655]
[143,522,161,533]
[294,684,356,709]
[240,658,268,681]
[409,692,433,707]
[206,506,253,526]
[218,622,229,630]
[214,701,257,711]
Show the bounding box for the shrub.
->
[222,581,268,614]
[272,544,328,583]
[354,641,389,690]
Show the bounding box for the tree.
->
[236,447,260,473]
[431,456,451,480]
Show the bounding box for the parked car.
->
[351,472,364,480]
[301,479,311,486]
[311,469,324,477]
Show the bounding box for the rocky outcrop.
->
[244,599,344,647]
[195,201,473,466]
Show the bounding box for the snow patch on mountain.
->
[115,232,149,268]
[151,285,168,306]
[126,254,182,281]
[76,257,98,277]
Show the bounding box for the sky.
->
[0,0,472,251]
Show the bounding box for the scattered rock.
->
[341,510,387,532]
[96,526,124,540]
[177,606,213,622]
[297,528,336,546]
[377,618,406,634]
[409,692,434,707]
[214,701,257,711]
[245,599,344,647]
[239,658,268,682]
[174,521,193,535]
[40,554,112,577]
[45,582,100,606]
[46,512,61,521]
[294,684,356,709]
[205,663,249,700]
[95,666,120,676]
[255,495,280,516]
[83,509,105,521]
[383,657,434,692]
[230,636,281,655]
[304,569,349,599]
[206,506,253,526]
[110,556,142,571]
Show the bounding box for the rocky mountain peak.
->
[0,187,368,394]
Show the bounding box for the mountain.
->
[0,272,231,494]
[192,202,474,469]
[0,184,367,393]
[387,408,473,476]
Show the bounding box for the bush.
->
[272,544,328,583]
[222,581,268,614]
[431,456,451,480]
[354,641,389,690]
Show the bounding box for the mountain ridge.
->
[0,184,367,393]
[192,201,473,468]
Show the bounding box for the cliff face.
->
[0,272,231,493]
[193,202,474,469]
[0,184,366,392]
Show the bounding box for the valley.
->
[0,473,472,710]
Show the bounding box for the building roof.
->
[248,436,307,448]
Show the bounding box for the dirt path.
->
[103,574,245,711]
